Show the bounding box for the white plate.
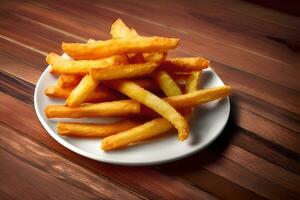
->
[34,62,230,166]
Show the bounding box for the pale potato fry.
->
[90,62,159,80]
[62,36,179,60]
[184,71,202,119]
[101,118,172,150]
[109,80,189,141]
[57,120,140,137]
[87,39,96,43]
[57,74,82,88]
[185,71,201,93]
[161,57,210,72]
[47,53,128,75]
[155,70,182,97]
[110,18,138,38]
[45,100,140,118]
[45,85,122,102]
[66,75,99,107]
[166,85,231,108]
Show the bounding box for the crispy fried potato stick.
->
[101,118,172,150]
[155,71,182,97]
[90,62,158,80]
[66,75,99,107]
[110,19,166,64]
[45,100,140,118]
[45,85,122,102]
[161,57,209,72]
[57,74,82,88]
[101,85,231,150]
[110,18,138,38]
[166,85,231,108]
[185,71,202,93]
[57,120,140,137]
[184,71,202,119]
[62,37,179,60]
[47,53,128,75]
[109,80,189,141]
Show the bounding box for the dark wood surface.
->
[0,0,299,199]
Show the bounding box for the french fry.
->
[45,85,122,102]
[62,36,179,60]
[110,18,138,38]
[47,53,128,75]
[101,118,172,150]
[160,57,210,72]
[155,71,182,97]
[184,71,202,119]
[57,120,140,137]
[90,62,159,80]
[109,80,189,141]
[165,85,231,108]
[185,71,201,93]
[110,19,166,64]
[66,75,99,107]
[57,74,82,88]
[45,100,140,118]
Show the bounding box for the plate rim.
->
[34,65,230,166]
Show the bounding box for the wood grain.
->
[0,0,299,199]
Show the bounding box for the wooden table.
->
[0,0,299,199]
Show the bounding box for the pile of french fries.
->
[44,19,231,151]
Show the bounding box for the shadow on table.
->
[157,97,239,172]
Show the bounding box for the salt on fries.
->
[44,18,231,150]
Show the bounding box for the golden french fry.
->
[90,62,158,81]
[62,36,179,60]
[101,118,172,150]
[57,120,140,137]
[155,71,182,97]
[110,19,166,64]
[57,74,82,88]
[66,75,99,107]
[45,85,122,102]
[161,57,210,72]
[47,53,128,75]
[45,85,73,99]
[143,52,167,63]
[109,80,189,141]
[45,100,140,118]
[166,85,231,108]
[110,18,138,38]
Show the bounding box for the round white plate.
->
[34,64,230,166]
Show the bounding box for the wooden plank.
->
[210,0,300,30]
[160,151,299,200]
[0,11,82,53]
[1,87,299,199]
[0,124,142,200]
[0,37,44,84]
[7,0,300,91]
[0,92,217,200]
[222,145,300,193]
[91,0,300,90]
